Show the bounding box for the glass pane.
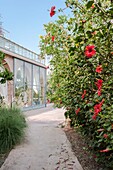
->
[15,59,24,88]
[40,67,46,104]
[24,62,32,107]
[14,59,24,107]
[25,62,32,85]
[22,85,32,107]
[32,65,40,106]
[40,67,46,87]
[0,83,8,105]
[32,85,40,106]
[33,65,39,86]
[39,86,45,104]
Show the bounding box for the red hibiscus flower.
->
[99,99,104,108]
[75,108,80,115]
[100,148,110,153]
[91,4,95,9]
[92,114,97,120]
[95,79,103,89]
[103,134,108,139]
[96,65,103,73]
[50,6,56,17]
[82,20,86,24]
[60,101,62,104]
[92,99,104,120]
[93,154,97,159]
[91,31,97,35]
[95,79,103,96]
[82,90,86,99]
[94,99,104,114]
[94,103,101,114]
[84,45,96,58]
[97,89,101,96]
[51,36,55,41]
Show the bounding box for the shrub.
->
[39,0,113,168]
[0,107,27,153]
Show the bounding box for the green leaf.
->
[73,23,77,32]
[86,1,94,9]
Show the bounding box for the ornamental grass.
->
[0,107,27,154]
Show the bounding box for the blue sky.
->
[0,0,68,53]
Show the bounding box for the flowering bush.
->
[39,0,113,168]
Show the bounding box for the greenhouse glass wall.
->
[0,36,46,110]
[14,58,46,109]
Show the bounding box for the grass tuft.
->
[0,107,27,153]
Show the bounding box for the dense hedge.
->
[39,0,113,168]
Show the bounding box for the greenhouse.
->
[0,36,46,110]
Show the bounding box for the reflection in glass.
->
[14,59,24,107]
[33,65,40,106]
[24,62,32,106]
[33,85,40,106]
[40,67,46,104]
[33,65,39,86]
[14,59,46,108]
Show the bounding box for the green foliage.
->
[0,107,27,153]
[39,0,113,168]
[0,51,13,84]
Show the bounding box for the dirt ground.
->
[64,128,108,170]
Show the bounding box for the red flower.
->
[47,99,50,104]
[103,134,108,139]
[51,36,55,41]
[82,90,86,99]
[95,79,103,96]
[92,99,104,120]
[84,45,96,58]
[91,4,95,9]
[82,20,86,23]
[100,148,110,153]
[93,154,97,159]
[97,89,101,96]
[99,99,104,106]
[50,6,56,17]
[75,108,80,115]
[96,65,103,73]
[95,79,103,90]
[94,103,101,114]
[60,101,62,104]
[92,114,97,120]
[91,31,97,35]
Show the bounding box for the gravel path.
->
[0,105,83,170]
